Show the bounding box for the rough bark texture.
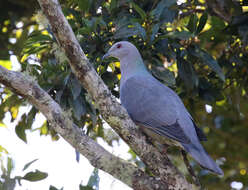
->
[0,66,170,189]
[0,0,193,189]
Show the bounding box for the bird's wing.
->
[135,119,191,144]
[120,75,192,144]
[191,119,207,141]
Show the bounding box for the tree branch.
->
[0,66,169,190]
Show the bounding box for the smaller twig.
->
[181,150,201,187]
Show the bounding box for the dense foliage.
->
[1,0,248,189]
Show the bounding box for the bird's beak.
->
[102,52,110,60]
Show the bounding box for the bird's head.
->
[102,41,139,61]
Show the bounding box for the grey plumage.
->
[103,41,223,175]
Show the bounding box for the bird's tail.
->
[182,143,223,175]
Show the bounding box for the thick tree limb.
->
[0,66,169,190]
[35,0,192,189]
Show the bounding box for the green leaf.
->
[22,170,48,182]
[128,149,137,160]
[14,108,37,143]
[150,23,160,43]
[0,145,8,154]
[0,95,23,121]
[177,58,198,89]
[77,0,90,12]
[130,2,146,20]
[210,16,226,30]
[101,71,118,89]
[79,168,99,190]
[23,159,38,171]
[78,27,92,35]
[80,185,94,190]
[49,186,59,190]
[69,75,82,100]
[110,0,117,10]
[150,0,176,22]
[49,185,63,190]
[25,31,52,45]
[26,107,37,129]
[40,121,48,135]
[15,115,27,143]
[23,44,49,54]
[196,12,208,34]
[23,31,52,55]
[1,177,16,190]
[189,47,225,81]
[187,14,198,33]
[87,168,99,190]
[114,22,146,40]
[70,95,86,120]
[7,157,13,177]
[163,31,193,40]
[150,65,175,86]
[0,60,12,70]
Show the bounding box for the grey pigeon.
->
[103,41,223,175]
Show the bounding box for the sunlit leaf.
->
[163,31,193,40]
[40,121,48,135]
[0,145,8,154]
[0,60,11,70]
[26,107,37,129]
[23,30,52,55]
[0,95,23,121]
[15,115,27,143]
[23,159,39,171]
[128,149,137,160]
[7,157,13,177]
[22,170,48,182]
[196,12,208,34]
[10,106,19,120]
[0,122,7,128]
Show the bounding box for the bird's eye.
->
[117,44,122,49]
